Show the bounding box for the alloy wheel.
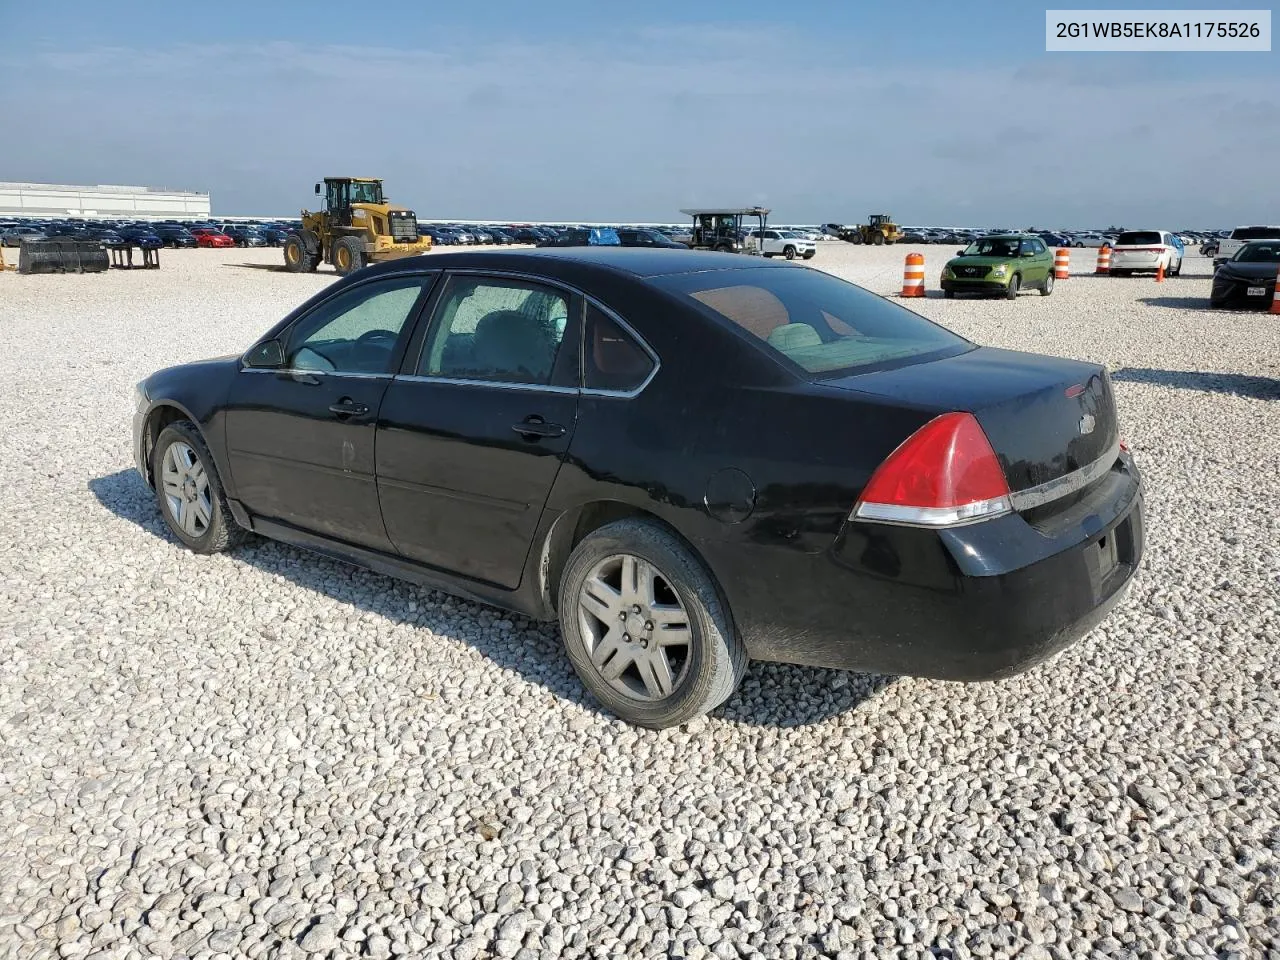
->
[160,441,212,539]
[577,554,692,701]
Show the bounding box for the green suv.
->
[941,234,1055,299]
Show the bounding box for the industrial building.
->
[0,181,210,219]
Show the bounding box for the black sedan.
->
[132,249,1145,727]
[155,227,198,248]
[617,228,688,249]
[1210,241,1280,309]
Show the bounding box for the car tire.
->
[152,420,247,555]
[283,234,312,273]
[332,236,365,275]
[784,246,797,260]
[558,518,746,729]
[1040,272,1054,296]
[943,290,955,299]
[1005,274,1020,299]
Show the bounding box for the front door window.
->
[287,276,429,375]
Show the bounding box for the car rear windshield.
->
[1230,226,1280,240]
[1116,231,1162,246]
[651,267,968,377]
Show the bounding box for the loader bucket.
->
[18,239,110,275]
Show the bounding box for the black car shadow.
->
[1135,296,1216,309]
[88,469,893,728]
[224,262,289,272]
[1137,295,1271,313]
[1111,367,1280,400]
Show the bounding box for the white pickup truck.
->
[1215,226,1280,267]
[748,229,817,260]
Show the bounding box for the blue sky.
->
[0,1,1275,225]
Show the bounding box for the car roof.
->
[363,247,792,280]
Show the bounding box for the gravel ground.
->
[1,244,1278,960]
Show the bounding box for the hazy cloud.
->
[1,29,1275,225]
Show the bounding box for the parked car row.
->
[0,216,303,249]
[418,223,697,248]
[896,226,1224,251]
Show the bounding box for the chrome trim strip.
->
[240,368,392,380]
[854,496,1012,528]
[850,438,1122,529]
[1008,438,1121,512]
[392,374,579,395]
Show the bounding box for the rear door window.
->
[418,275,576,386]
[653,267,968,377]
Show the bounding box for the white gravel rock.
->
[0,245,1277,960]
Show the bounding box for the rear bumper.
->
[700,454,1145,680]
[1110,253,1164,271]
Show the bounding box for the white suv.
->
[1109,230,1184,277]
[1214,226,1280,268]
[749,230,817,260]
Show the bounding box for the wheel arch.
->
[139,402,203,486]
[537,500,724,620]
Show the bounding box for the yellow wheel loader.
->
[283,177,432,276]
[838,214,904,246]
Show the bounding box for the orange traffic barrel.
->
[1095,246,1111,274]
[1054,248,1070,280]
[1271,266,1280,314]
[901,253,925,297]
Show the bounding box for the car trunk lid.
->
[824,346,1119,497]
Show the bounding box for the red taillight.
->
[852,412,1012,527]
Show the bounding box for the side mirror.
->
[243,339,285,369]
[314,183,321,195]
[956,249,965,257]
